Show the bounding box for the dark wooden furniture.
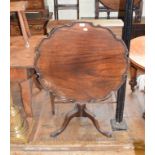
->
[95,0,143,22]
[46,19,124,38]
[10,1,31,48]
[132,17,145,39]
[54,0,79,19]
[129,36,145,91]
[10,0,46,11]
[10,0,52,36]
[35,22,128,137]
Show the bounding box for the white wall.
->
[46,0,145,19]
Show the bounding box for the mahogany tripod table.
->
[35,22,128,137]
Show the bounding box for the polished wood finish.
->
[54,0,79,19]
[11,0,45,10]
[99,0,141,10]
[10,10,52,36]
[95,0,143,22]
[46,19,124,38]
[10,0,51,36]
[36,22,128,102]
[27,0,45,10]
[130,36,145,70]
[10,1,31,47]
[35,22,128,136]
[11,35,44,68]
[10,1,28,11]
[129,36,145,91]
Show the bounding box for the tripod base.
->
[50,104,112,137]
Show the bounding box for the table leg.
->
[20,78,33,118]
[129,63,137,91]
[17,11,29,48]
[95,0,99,19]
[134,0,143,22]
[21,11,31,38]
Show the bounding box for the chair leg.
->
[134,0,143,23]
[54,0,58,20]
[129,64,137,91]
[50,104,112,137]
[107,10,110,19]
[95,0,99,19]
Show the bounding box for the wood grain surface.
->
[129,36,145,69]
[10,1,28,12]
[46,19,124,38]
[10,35,44,68]
[35,22,128,102]
[99,0,141,10]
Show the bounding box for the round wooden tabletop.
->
[35,22,128,102]
[99,0,141,10]
[129,36,145,70]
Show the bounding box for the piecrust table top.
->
[35,22,128,102]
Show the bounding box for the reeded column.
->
[10,93,29,144]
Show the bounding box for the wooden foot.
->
[129,64,137,91]
[83,107,112,137]
[50,104,112,137]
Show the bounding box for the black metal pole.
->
[123,0,134,52]
[115,0,134,123]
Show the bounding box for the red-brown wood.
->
[10,1,28,11]
[129,36,145,91]
[35,22,128,102]
[99,0,141,10]
[11,35,45,118]
[10,1,31,47]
